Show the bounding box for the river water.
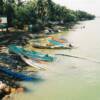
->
[14,18,100,100]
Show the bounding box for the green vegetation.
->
[0,0,95,32]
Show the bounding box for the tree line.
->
[0,0,95,32]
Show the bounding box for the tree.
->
[6,0,15,26]
[36,0,48,25]
[75,10,95,21]
[0,0,95,31]
[0,0,4,16]
[17,0,24,6]
[47,0,54,21]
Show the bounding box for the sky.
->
[53,0,100,16]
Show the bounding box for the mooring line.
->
[55,54,100,64]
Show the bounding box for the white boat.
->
[21,56,46,70]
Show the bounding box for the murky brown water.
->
[14,18,100,100]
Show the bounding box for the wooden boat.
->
[33,44,73,49]
[21,56,46,70]
[33,38,73,49]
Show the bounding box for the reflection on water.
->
[14,18,100,100]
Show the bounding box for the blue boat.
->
[0,54,19,67]
[8,45,54,62]
[0,67,33,81]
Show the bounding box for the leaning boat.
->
[21,56,46,70]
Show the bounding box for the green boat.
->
[8,45,54,62]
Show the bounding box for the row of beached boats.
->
[0,45,55,82]
[0,36,75,99]
[0,44,55,81]
[0,37,74,81]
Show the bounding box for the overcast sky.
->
[53,0,100,16]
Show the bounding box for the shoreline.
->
[0,19,92,100]
[0,22,76,46]
[0,23,73,99]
